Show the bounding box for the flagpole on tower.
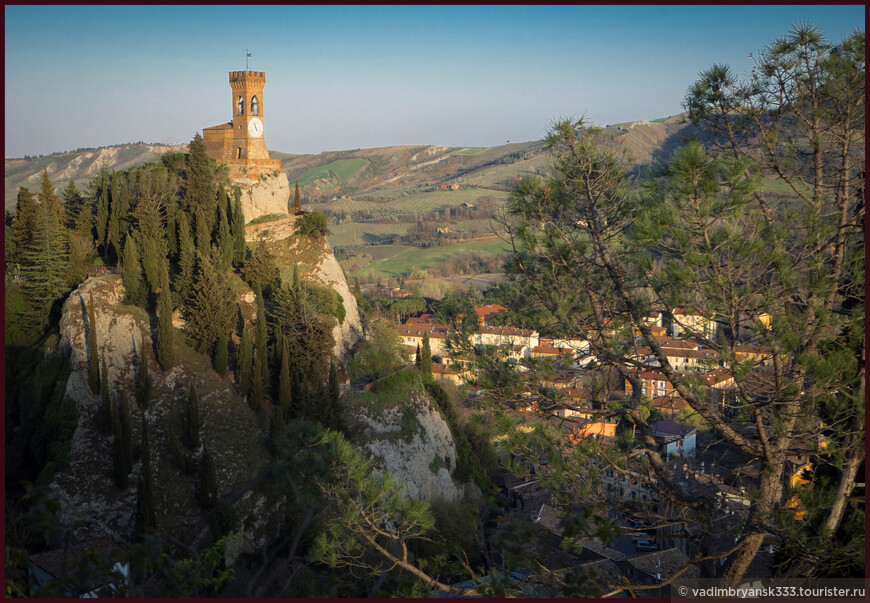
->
[245,49,252,71]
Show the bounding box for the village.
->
[375,291,813,595]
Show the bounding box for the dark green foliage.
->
[87,293,100,395]
[176,212,196,300]
[121,237,145,305]
[214,334,229,377]
[291,260,300,291]
[99,355,111,434]
[106,171,131,261]
[419,331,432,379]
[21,201,69,333]
[214,205,234,271]
[194,206,210,257]
[65,209,96,288]
[183,249,235,355]
[250,349,264,412]
[61,179,86,229]
[415,344,421,369]
[135,419,157,540]
[238,328,253,397]
[424,381,492,491]
[135,338,153,410]
[93,170,111,256]
[269,405,284,453]
[278,339,292,418]
[184,133,217,250]
[38,169,65,227]
[324,360,342,431]
[241,243,279,293]
[112,388,132,490]
[198,447,218,510]
[291,179,302,214]
[187,384,200,449]
[352,277,362,302]
[7,187,38,267]
[156,260,175,372]
[294,210,330,238]
[230,188,246,267]
[255,285,269,386]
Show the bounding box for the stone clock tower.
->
[203,70,282,180]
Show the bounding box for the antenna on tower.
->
[245,49,252,70]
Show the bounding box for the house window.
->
[238,96,244,115]
[251,95,259,116]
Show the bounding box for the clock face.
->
[248,117,263,138]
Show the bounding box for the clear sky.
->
[4,5,865,158]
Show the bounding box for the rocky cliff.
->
[234,171,291,223]
[343,382,463,502]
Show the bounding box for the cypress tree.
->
[230,188,246,267]
[255,285,269,386]
[94,171,111,257]
[119,386,133,479]
[156,260,175,372]
[238,328,253,397]
[215,206,234,271]
[415,343,421,369]
[135,418,156,540]
[250,348,264,412]
[184,250,234,355]
[353,277,363,302]
[278,339,292,418]
[121,237,144,305]
[106,172,130,261]
[199,446,218,510]
[291,261,300,291]
[214,334,229,377]
[99,355,111,434]
[135,337,153,410]
[184,133,216,230]
[269,405,283,453]
[194,206,210,257]
[420,331,432,379]
[291,180,302,214]
[187,384,200,449]
[87,293,100,395]
[176,213,196,301]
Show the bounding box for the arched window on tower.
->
[251,96,259,116]
[238,96,244,115]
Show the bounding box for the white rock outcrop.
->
[312,244,363,358]
[234,171,291,223]
[353,388,462,502]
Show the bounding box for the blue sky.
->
[4,5,865,157]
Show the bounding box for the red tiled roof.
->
[478,326,536,337]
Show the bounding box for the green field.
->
[326,222,409,248]
[349,238,512,278]
[289,158,370,187]
[384,187,508,212]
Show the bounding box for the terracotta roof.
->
[475,304,507,317]
[652,395,689,411]
[651,420,696,439]
[203,122,233,130]
[563,386,592,400]
[628,547,700,580]
[701,368,733,386]
[478,326,536,337]
[431,363,459,375]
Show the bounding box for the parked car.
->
[633,539,659,551]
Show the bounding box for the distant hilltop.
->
[5,115,700,213]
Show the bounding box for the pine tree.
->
[61,179,86,230]
[121,237,144,305]
[156,260,175,371]
[7,187,38,268]
[65,209,96,288]
[250,349,264,412]
[279,339,292,418]
[291,180,302,214]
[99,355,111,434]
[230,188,246,267]
[184,249,234,355]
[38,169,65,227]
[238,328,253,397]
[199,446,218,510]
[214,334,229,377]
[88,293,100,395]
[135,335,153,409]
[187,384,200,449]
[21,203,68,331]
[420,331,432,379]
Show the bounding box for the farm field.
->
[288,158,369,186]
[383,187,508,212]
[462,154,550,187]
[326,222,408,248]
[348,238,512,278]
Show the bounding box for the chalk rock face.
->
[312,242,363,358]
[234,171,291,223]
[353,388,462,502]
[52,275,277,550]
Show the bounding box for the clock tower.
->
[203,70,282,180]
